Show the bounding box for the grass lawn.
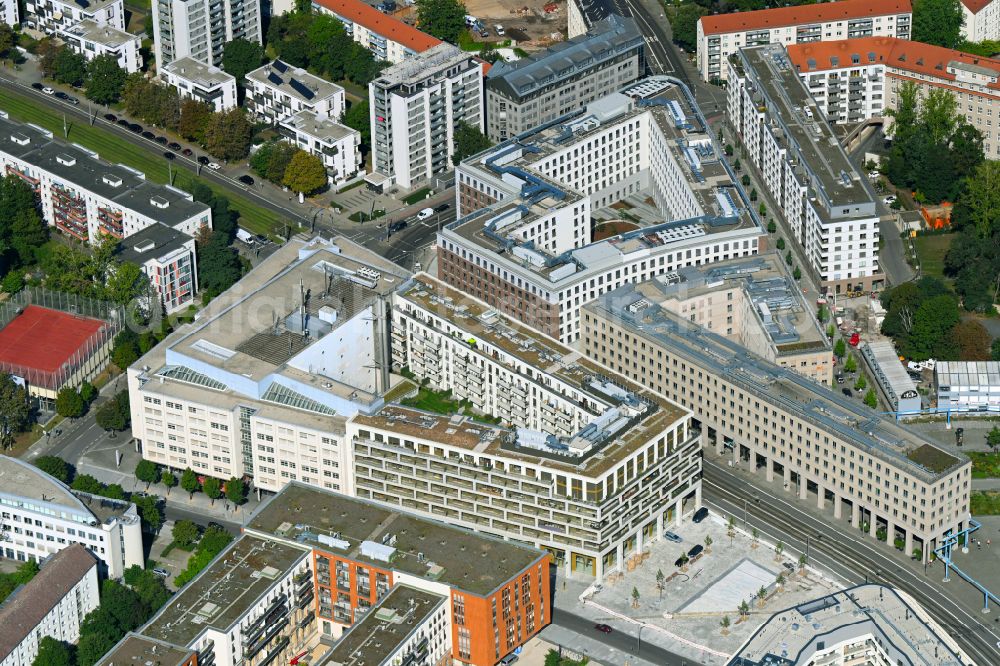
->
[401,387,465,414]
[971,490,1000,515]
[967,452,1000,478]
[0,88,284,237]
[913,233,955,282]
[403,187,432,205]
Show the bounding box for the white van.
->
[465,14,477,25]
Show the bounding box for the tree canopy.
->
[283,150,328,194]
[670,4,709,54]
[0,372,32,450]
[452,120,492,165]
[33,637,73,666]
[85,54,127,105]
[34,456,71,484]
[222,38,265,83]
[416,0,466,43]
[913,0,964,48]
[267,12,388,86]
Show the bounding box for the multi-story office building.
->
[313,0,442,64]
[442,76,763,344]
[0,545,99,666]
[278,110,362,187]
[0,456,144,577]
[25,0,123,35]
[0,112,212,245]
[58,19,142,73]
[695,0,912,82]
[151,0,261,69]
[582,279,971,561]
[484,14,644,142]
[119,225,199,314]
[638,254,832,385]
[161,57,238,112]
[787,37,1000,159]
[246,59,346,124]
[369,43,484,191]
[728,44,883,293]
[961,0,1000,41]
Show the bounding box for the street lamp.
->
[636,624,645,655]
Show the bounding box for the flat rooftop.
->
[0,456,78,509]
[245,482,545,596]
[95,634,195,666]
[736,45,876,218]
[282,109,357,143]
[0,305,105,374]
[318,585,444,666]
[247,59,344,104]
[60,19,137,47]
[142,535,308,646]
[119,224,192,265]
[163,57,235,88]
[373,43,473,88]
[935,361,1000,388]
[729,585,966,666]
[586,283,966,482]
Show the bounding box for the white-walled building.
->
[119,225,199,315]
[369,43,484,191]
[0,545,99,666]
[0,457,143,578]
[0,112,212,245]
[151,0,261,69]
[58,19,143,73]
[728,44,883,293]
[936,361,1000,412]
[695,0,912,82]
[443,76,763,344]
[961,0,1000,41]
[313,0,442,64]
[1,0,17,27]
[246,60,346,124]
[25,0,123,34]
[161,57,238,112]
[278,110,362,187]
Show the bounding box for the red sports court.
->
[0,305,105,375]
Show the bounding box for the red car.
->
[849,332,861,347]
[594,624,613,634]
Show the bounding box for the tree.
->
[751,527,760,547]
[776,238,785,250]
[133,494,163,532]
[844,354,858,373]
[203,108,253,160]
[35,456,70,484]
[95,397,129,432]
[178,99,214,144]
[720,615,730,633]
[197,231,243,296]
[798,554,808,570]
[225,476,245,505]
[33,637,72,666]
[135,459,159,488]
[656,568,665,599]
[181,468,200,499]
[222,38,265,83]
[756,585,767,606]
[913,0,963,47]
[827,323,836,339]
[8,205,48,268]
[252,140,299,184]
[452,120,492,165]
[952,320,991,360]
[202,476,222,504]
[123,565,171,610]
[776,572,785,586]
[987,426,1000,450]
[864,388,878,408]
[0,24,16,61]
[833,337,847,359]
[775,541,784,558]
[283,150,328,194]
[631,585,640,608]
[342,99,371,152]
[793,266,802,280]
[161,471,177,494]
[85,54,127,104]
[106,261,147,307]
[670,3,708,52]
[992,337,1000,362]
[80,381,97,405]
[71,474,104,494]
[416,0,466,43]
[111,332,141,370]
[910,294,961,359]
[767,220,776,233]
[962,161,1000,240]
[0,372,31,449]
[727,515,736,545]
[56,387,85,418]
[817,305,829,323]
[54,47,87,87]
[855,376,867,391]
[738,600,750,618]
[172,519,200,548]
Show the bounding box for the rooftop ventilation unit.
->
[103,174,123,187]
[56,154,76,167]
[150,195,170,209]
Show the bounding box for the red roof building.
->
[313,0,442,64]
[958,0,1000,42]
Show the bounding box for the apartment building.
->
[58,19,142,73]
[642,254,832,385]
[246,59,346,124]
[245,483,551,664]
[313,0,441,64]
[1,0,16,26]
[484,14,645,142]
[787,37,1000,159]
[695,0,911,82]
[119,225,199,314]
[0,456,144,577]
[95,636,196,666]
[728,44,883,293]
[25,0,123,35]
[442,76,763,344]
[161,57,238,112]
[0,112,212,244]
[568,0,588,38]
[582,280,971,561]
[278,110,362,187]
[961,0,1000,41]
[151,0,261,69]
[730,585,972,665]
[369,43,484,191]
[0,545,99,666]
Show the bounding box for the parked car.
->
[389,220,408,233]
[128,123,142,133]
[498,655,518,666]
[687,544,704,559]
[255,234,269,244]
[116,119,130,127]
[142,130,156,139]
[42,86,55,95]
[495,24,505,35]
[65,95,79,105]
[197,155,210,165]
[836,373,845,384]
[692,507,709,523]
[594,624,613,634]
[842,388,853,397]
[181,148,193,156]
[207,162,222,170]
[883,195,897,205]
[434,203,451,213]
[31,82,44,91]
[163,151,175,160]
[674,555,689,567]
[152,568,169,577]
[663,531,683,543]
[103,113,117,122]
[155,136,168,144]
[54,91,68,100]
[168,142,182,150]
[238,174,255,186]
[417,207,434,220]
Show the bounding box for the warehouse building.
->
[935,361,1000,413]
[860,340,921,415]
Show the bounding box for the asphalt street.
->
[551,607,697,665]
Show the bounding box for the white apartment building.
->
[1,0,16,27]
[246,60,346,125]
[161,57,238,112]
[119,225,199,314]
[25,0,123,34]
[279,110,362,187]
[961,0,1000,41]
[728,44,883,293]
[0,456,144,578]
[151,0,261,69]
[369,43,484,191]
[442,76,763,344]
[313,0,442,64]
[0,545,99,666]
[58,19,142,73]
[0,112,212,245]
[695,0,912,82]
[787,37,1000,159]
[584,281,971,561]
